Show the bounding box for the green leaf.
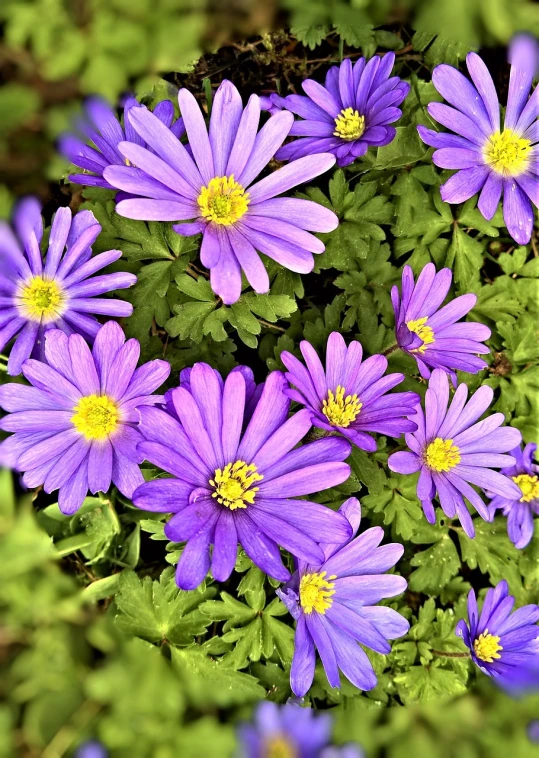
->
[395,664,468,704]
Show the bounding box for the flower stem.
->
[431,649,470,658]
[382,342,400,357]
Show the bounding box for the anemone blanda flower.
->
[391,263,491,382]
[238,701,364,758]
[388,368,522,537]
[487,443,539,549]
[417,51,539,244]
[277,497,409,696]
[59,96,184,190]
[101,79,339,305]
[0,198,136,376]
[281,332,420,452]
[133,364,353,590]
[260,54,410,167]
[74,742,108,758]
[0,322,170,515]
[456,580,539,693]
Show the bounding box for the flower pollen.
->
[513,473,539,503]
[210,460,263,510]
[299,571,336,615]
[19,276,64,322]
[334,107,365,141]
[484,130,532,176]
[474,630,502,663]
[198,175,249,225]
[322,385,362,428]
[407,316,435,353]
[72,395,120,440]
[263,735,297,758]
[425,438,461,472]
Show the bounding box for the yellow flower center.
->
[71,395,120,441]
[210,460,263,510]
[424,438,461,472]
[333,107,365,141]
[322,385,362,428]
[407,317,435,354]
[473,630,502,663]
[512,473,539,503]
[19,276,64,322]
[197,175,250,225]
[299,571,336,615]
[483,129,532,176]
[263,736,297,758]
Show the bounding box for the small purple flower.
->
[102,79,339,304]
[58,96,184,190]
[0,322,170,515]
[238,701,332,758]
[388,368,522,537]
[418,51,538,244]
[261,54,409,167]
[391,263,491,382]
[0,198,136,375]
[488,443,539,549]
[281,332,420,452]
[133,364,353,589]
[74,741,108,758]
[277,498,409,697]
[456,580,539,693]
[528,720,539,743]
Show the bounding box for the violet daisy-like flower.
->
[238,701,333,758]
[133,364,353,590]
[417,51,538,244]
[261,54,409,167]
[58,96,184,190]
[102,79,339,305]
[388,368,522,537]
[487,443,539,549]
[391,263,491,382]
[456,580,539,693]
[280,332,420,452]
[0,322,170,515]
[0,198,136,376]
[277,497,409,696]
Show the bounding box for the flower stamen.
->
[512,473,539,503]
[322,385,362,428]
[72,395,120,440]
[198,175,250,225]
[407,316,435,353]
[474,630,502,663]
[18,276,64,322]
[334,108,365,141]
[263,735,297,758]
[424,438,461,472]
[299,571,336,614]
[483,130,531,176]
[210,460,263,510]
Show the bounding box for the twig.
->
[431,649,470,658]
[382,342,400,357]
[257,318,286,332]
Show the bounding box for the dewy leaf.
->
[458,518,521,589]
[408,532,461,595]
[374,125,428,169]
[445,227,483,291]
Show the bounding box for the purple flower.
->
[58,96,184,190]
[388,368,522,537]
[528,720,539,743]
[391,263,491,382]
[74,742,108,758]
[281,332,420,452]
[261,54,409,167]
[0,198,136,376]
[0,322,170,515]
[488,443,539,549]
[418,51,538,244]
[133,364,353,590]
[456,580,539,693]
[102,79,339,305]
[238,701,332,758]
[277,498,409,697]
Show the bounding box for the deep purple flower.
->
[238,701,332,758]
[0,198,136,376]
[133,364,353,590]
[281,332,420,452]
[0,322,170,514]
[418,51,538,244]
[388,368,522,537]
[277,498,409,696]
[456,580,539,693]
[488,443,539,549]
[391,263,491,382]
[261,54,409,167]
[59,96,184,190]
[102,79,339,304]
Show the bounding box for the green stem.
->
[382,342,400,357]
[431,649,470,659]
